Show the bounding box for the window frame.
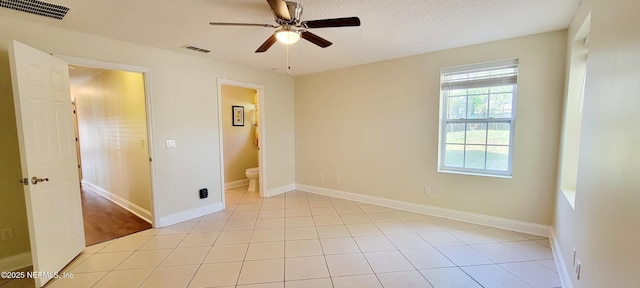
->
[437,59,519,178]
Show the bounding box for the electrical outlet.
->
[199,188,208,199]
[320,173,325,180]
[1,228,13,240]
[424,186,431,195]
[336,175,342,182]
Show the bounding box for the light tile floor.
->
[32,186,562,287]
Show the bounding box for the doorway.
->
[8,41,161,287]
[69,65,153,245]
[217,80,265,206]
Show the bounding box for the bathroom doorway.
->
[218,80,265,207]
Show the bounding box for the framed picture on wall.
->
[232,106,244,126]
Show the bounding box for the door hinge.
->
[19,178,29,186]
[149,157,152,162]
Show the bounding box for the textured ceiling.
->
[1,0,580,75]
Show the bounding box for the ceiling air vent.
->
[0,0,70,20]
[184,45,211,54]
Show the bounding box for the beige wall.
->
[221,85,259,183]
[295,31,566,225]
[72,70,152,214]
[0,14,295,245]
[553,0,640,287]
[0,53,30,261]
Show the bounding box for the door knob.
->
[31,177,49,185]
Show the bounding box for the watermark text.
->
[1,271,74,279]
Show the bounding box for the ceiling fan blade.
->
[210,22,279,28]
[255,35,278,53]
[300,31,332,48]
[301,17,361,29]
[266,0,291,20]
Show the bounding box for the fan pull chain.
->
[286,42,291,76]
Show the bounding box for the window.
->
[438,59,518,177]
[560,13,590,209]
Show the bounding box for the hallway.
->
[81,187,151,246]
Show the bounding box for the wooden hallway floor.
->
[81,187,152,246]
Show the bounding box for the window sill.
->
[561,188,576,210]
[437,169,512,179]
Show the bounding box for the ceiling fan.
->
[209,0,361,53]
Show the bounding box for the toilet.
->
[245,167,259,192]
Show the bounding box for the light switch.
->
[166,139,176,148]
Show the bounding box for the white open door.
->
[9,40,85,287]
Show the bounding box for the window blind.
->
[441,59,519,90]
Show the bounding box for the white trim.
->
[225,179,249,189]
[156,202,224,227]
[0,252,32,272]
[264,184,296,198]
[296,184,551,236]
[551,230,573,288]
[82,181,152,223]
[436,169,513,179]
[216,79,266,204]
[56,55,149,73]
[215,80,227,208]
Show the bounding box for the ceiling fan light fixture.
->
[275,29,300,44]
[209,0,360,53]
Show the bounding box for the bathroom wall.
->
[221,85,259,184]
[71,69,152,220]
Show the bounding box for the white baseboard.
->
[82,181,152,223]
[264,184,296,197]
[225,179,249,189]
[0,252,32,272]
[550,229,573,288]
[295,184,551,236]
[157,202,224,228]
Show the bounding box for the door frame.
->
[217,79,266,202]
[71,98,82,181]
[57,55,160,226]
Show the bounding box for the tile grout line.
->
[69,186,560,288]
